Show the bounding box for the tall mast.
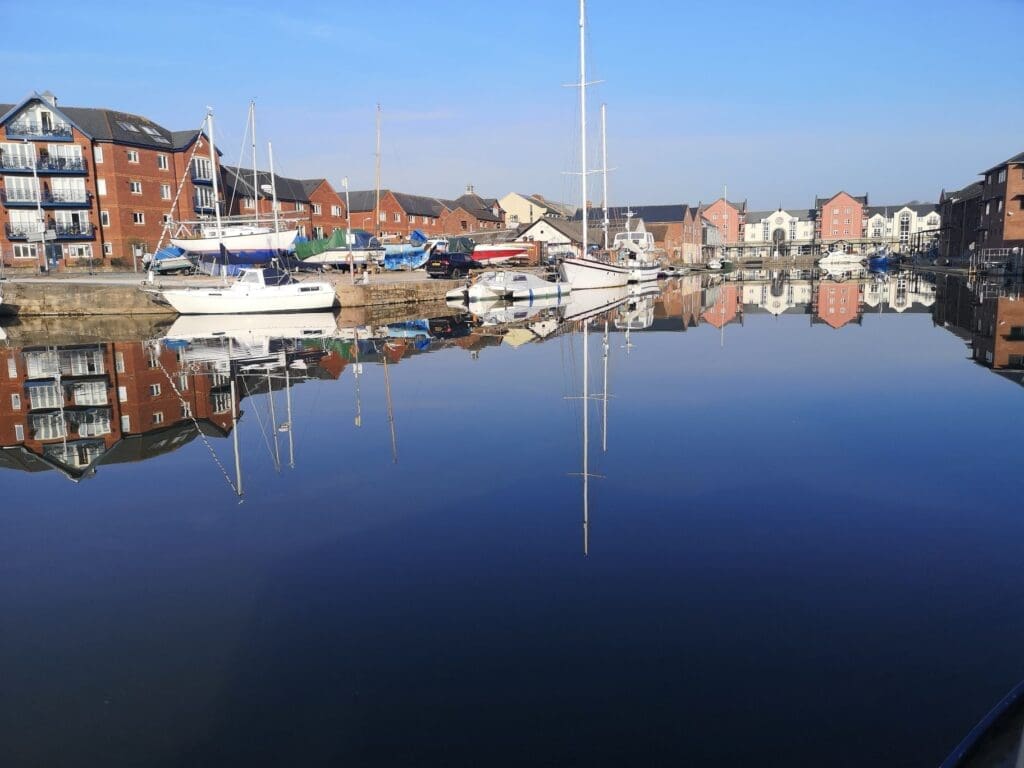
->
[374,104,382,238]
[249,100,259,226]
[268,141,280,235]
[601,103,609,250]
[579,0,588,259]
[207,109,222,235]
[602,319,609,452]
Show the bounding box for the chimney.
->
[466,183,475,194]
[40,91,57,107]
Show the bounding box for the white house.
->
[514,216,603,259]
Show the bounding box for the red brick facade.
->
[816,192,865,243]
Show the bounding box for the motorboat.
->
[446,271,572,303]
[471,243,529,264]
[561,285,632,324]
[143,245,194,274]
[818,248,865,267]
[560,254,631,290]
[613,217,661,282]
[706,259,723,270]
[159,267,337,315]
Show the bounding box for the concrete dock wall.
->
[0,281,174,317]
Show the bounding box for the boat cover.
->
[294,229,379,260]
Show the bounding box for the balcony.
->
[0,156,87,174]
[191,170,214,185]
[0,190,91,208]
[6,119,73,141]
[4,222,94,240]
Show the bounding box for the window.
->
[379,211,386,222]
[94,146,103,163]
[157,154,168,170]
[100,211,109,227]
[11,393,21,410]
[998,199,1004,213]
[152,412,164,425]
[127,150,139,163]
[133,211,145,224]
[295,202,305,212]
[14,424,24,442]
[409,215,416,224]
[129,180,142,194]
[117,121,140,133]
[6,357,16,378]
[393,212,401,223]
[103,243,112,256]
[118,386,127,403]
[13,244,37,260]
[178,374,189,392]
[97,178,106,196]
[1009,326,1024,340]
[313,226,324,239]
[162,214,172,224]
[149,383,161,397]
[180,403,191,419]
[243,197,254,209]
[67,244,93,259]
[115,351,125,373]
[191,157,212,180]
[160,183,171,200]
[998,169,1007,183]
[899,212,911,243]
[121,415,131,432]
[331,205,341,217]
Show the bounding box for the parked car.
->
[426,252,483,279]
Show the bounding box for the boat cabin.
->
[236,267,297,287]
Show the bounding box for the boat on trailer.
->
[159,267,336,315]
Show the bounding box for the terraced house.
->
[220,166,346,240]
[0,91,218,269]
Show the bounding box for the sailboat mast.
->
[267,368,281,471]
[383,352,398,464]
[285,364,295,469]
[579,0,588,259]
[601,103,609,251]
[230,376,243,498]
[250,100,259,227]
[207,110,222,235]
[268,141,280,235]
[602,319,609,452]
[374,104,382,239]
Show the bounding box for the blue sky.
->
[4,0,1022,209]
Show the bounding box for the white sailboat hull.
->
[560,258,630,289]
[171,228,298,255]
[628,264,661,283]
[161,282,336,315]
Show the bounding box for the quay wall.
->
[333,277,463,308]
[0,281,174,317]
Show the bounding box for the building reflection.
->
[935,274,1024,386]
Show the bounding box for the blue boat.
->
[868,249,891,272]
[383,230,440,271]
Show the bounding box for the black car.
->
[426,252,482,279]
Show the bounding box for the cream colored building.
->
[741,209,816,258]
[499,192,576,229]
[864,204,940,252]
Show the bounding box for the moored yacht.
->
[159,267,336,315]
[446,270,572,303]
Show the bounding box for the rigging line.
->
[153,350,241,499]
[226,108,251,218]
[152,113,214,258]
[239,371,277,470]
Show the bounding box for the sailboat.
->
[168,108,298,264]
[558,2,630,291]
[613,213,661,282]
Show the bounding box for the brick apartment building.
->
[813,281,863,329]
[344,187,506,241]
[938,151,1024,265]
[700,198,747,253]
[815,192,867,248]
[0,91,222,269]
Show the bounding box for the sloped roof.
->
[1,94,207,152]
[866,202,939,218]
[525,193,577,217]
[221,165,324,203]
[344,189,447,217]
[449,192,502,222]
[573,204,687,223]
[945,182,984,202]
[816,192,869,208]
[518,216,603,245]
[981,151,1024,174]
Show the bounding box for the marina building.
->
[499,192,576,228]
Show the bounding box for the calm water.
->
[2,271,1023,767]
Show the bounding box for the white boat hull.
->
[560,258,630,289]
[161,282,336,315]
[165,312,338,341]
[301,247,385,267]
[171,228,298,255]
[628,264,661,283]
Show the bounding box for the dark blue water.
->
[2,277,1023,766]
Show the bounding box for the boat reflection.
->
[3,268,1020,487]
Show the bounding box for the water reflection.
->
[2,269,1020,485]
